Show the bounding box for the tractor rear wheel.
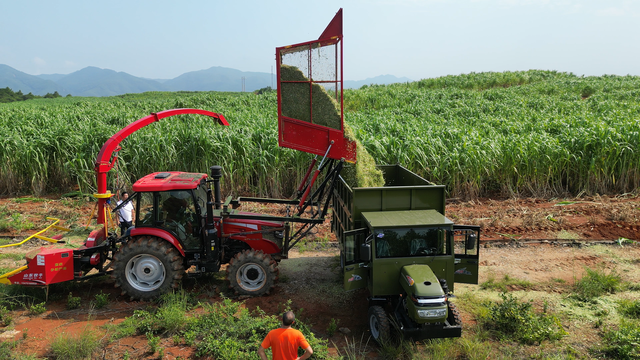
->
[368,305,391,345]
[226,249,277,296]
[112,236,184,301]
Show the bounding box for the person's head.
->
[121,191,129,200]
[282,311,295,327]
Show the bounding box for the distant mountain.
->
[56,67,168,97]
[0,64,64,95]
[0,64,411,97]
[36,73,67,82]
[344,75,413,89]
[163,66,273,92]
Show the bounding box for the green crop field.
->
[1,70,639,199]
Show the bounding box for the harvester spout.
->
[93,109,229,230]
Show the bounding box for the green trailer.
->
[332,164,480,342]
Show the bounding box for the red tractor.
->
[1,10,353,300]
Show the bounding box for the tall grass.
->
[1,70,639,198]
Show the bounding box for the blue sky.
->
[1,0,638,81]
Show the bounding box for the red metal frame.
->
[94,109,228,228]
[276,9,356,163]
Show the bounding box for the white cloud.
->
[597,7,627,16]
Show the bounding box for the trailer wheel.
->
[226,249,277,296]
[447,302,462,326]
[368,305,391,345]
[112,236,184,301]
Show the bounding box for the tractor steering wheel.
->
[415,247,438,256]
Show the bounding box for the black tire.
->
[447,302,462,326]
[112,236,184,301]
[226,249,277,296]
[368,305,391,345]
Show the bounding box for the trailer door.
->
[342,228,369,291]
[452,225,480,284]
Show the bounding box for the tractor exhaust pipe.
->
[210,165,223,210]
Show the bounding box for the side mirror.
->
[466,233,477,250]
[360,243,371,262]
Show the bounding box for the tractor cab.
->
[129,172,219,272]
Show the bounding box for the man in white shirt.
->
[116,191,135,236]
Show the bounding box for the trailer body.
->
[332,165,480,341]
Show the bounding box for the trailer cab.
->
[343,210,480,294]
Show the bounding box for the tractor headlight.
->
[417,308,447,319]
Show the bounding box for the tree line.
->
[0,87,70,103]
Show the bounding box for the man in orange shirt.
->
[258,311,313,360]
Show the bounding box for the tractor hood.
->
[400,264,445,298]
[400,264,448,324]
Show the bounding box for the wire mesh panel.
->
[276,9,355,163]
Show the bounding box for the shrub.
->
[573,266,621,301]
[193,298,328,359]
[481,293,566,345]
[598,320,640,359]
[327,318,339,337]
[29,302,46,315]
[93,291,109,309]
[67,292,81,310]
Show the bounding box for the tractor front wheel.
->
[112,236,184,301]
[447,302,462,326]
[368,305,391,345]
[226,249,277,296]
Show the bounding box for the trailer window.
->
[374,227,448,258]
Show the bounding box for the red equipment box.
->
[9,247,74,285]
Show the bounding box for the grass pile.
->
[280,64,341,130]
[280,64,384,188]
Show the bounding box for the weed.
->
[172,334,181,345]
[479,293,566,344]
[93,291,109,309]
[0,341,16,360]
[22,328,28,340]
[597,320,640,359]
[51,328,100,360]
[334,334,371,360]
[0,253,24,262]
[327,318,339,337]
[29,302,46,315]
[9,213,34,232]
[67,292,81,310]
[0,305,12,326]
[617,299,640,318]
[146,332,160,354]
[481,274,533,292]
[184,331,196,346]
[573,265,622,301]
